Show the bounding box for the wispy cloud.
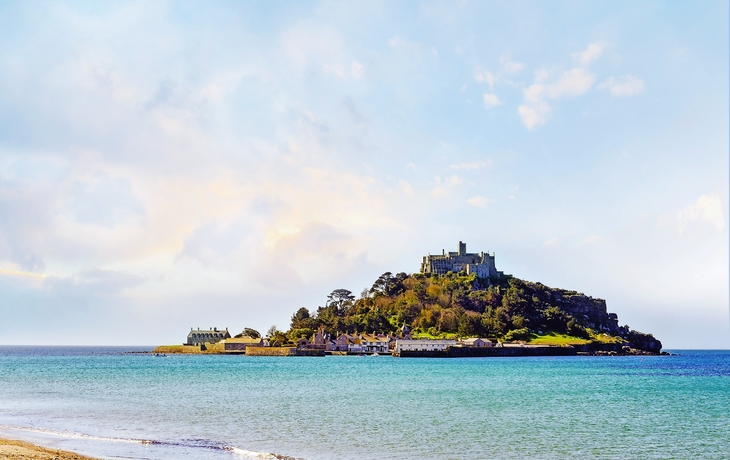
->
[432,175,463,197]
[351,61,364,78]
[599,75,645,97]
[577,235,602,246]
[572,41,608,66]
[677,194,725,233]
[467,195,492,208]
[543,238,558,247]
[449,160,491,170]
[483,93,501,108]
[518,42,605,129]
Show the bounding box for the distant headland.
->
[155,241,663,357]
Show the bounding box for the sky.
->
[0,0,727,348]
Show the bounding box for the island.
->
[155,241,662,357]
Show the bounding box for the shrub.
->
[503,327,531,341]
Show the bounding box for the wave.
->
[0,424,152,444]
[0,424,308,459]
[228,447,307,460]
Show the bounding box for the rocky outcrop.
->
[626,330,662,352]
[553,292,620,333]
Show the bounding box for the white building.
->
[360,334,390,353]
[394,339,456,354]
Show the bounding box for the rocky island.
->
[156,242,662,356]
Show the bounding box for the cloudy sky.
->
[0,1,727,348]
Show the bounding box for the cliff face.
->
[554,293,619,333]
[518,281,660,352]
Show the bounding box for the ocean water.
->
[0,347,728,460]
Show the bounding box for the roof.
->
[225,337,262,344]
[462,338,490,344]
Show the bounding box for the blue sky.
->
[0,1,727,348]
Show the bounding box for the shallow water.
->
[0,347,728,459]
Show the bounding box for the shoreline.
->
[0,437,99,459]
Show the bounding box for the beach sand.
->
[0,438,98,459]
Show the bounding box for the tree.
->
[266,325,278,338]
[369,272,408,297]
[327,289,356,315]
[291,307,312,330]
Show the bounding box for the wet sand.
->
[0,438,99,459]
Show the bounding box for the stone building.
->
[420,241,503,278]
[186,327,231,346]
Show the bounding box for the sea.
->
[0,347,728,460]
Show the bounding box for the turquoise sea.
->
[0,347,728,459]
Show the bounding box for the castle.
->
[420,241,504,278]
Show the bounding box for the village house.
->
[360,334,390,353]
[223,336,263,351]
[457,338,493,348]
[186,327,231,346]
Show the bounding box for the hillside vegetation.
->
[275,271,661,351]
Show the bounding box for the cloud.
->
[599,75,645,97]
[577,235,602,246]
[543,238,558,247]
[432,175,463,197]
[483,93,501,108]
[517,42,611,128]
[474,68,496,89]
[449,160,491,170]
[65,175,145,229]
[519,67,596,129]
[467,195,492,208]
[322,63,345,77]
[502,61,524,73]
[389,35,420,49]
[45,268,146,296]
[351,61,364,78]
[677,194,725,234]
[572,41,608,66]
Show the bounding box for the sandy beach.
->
[0,438,98,460]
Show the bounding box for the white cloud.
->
[572,41,608,66]
[677,194,725,233]
[449,160,491,170]
[389,35,420,49]
[467,195,492,208]
[599,75,645,97]
[483,93,501,108]
[502,61,524,73]
[399,180,414,197]
[519,66,595,129]
[431,175,463,197]
[322,63,345,77]
[577,235,602,246]
[351,61,364,78]
[543,238,558,247]
[474,68,496,89]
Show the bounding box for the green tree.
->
[327,289,356,315]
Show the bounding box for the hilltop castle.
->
[420,241,504,278]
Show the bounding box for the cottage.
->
[332,334,350,352]
[459,338,493,348]
[186,327,231,346]
[223,337,263,351]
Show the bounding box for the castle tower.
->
[458,241,466,256]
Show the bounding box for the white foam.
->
[228,446,307,460]
[0,424,149,444]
